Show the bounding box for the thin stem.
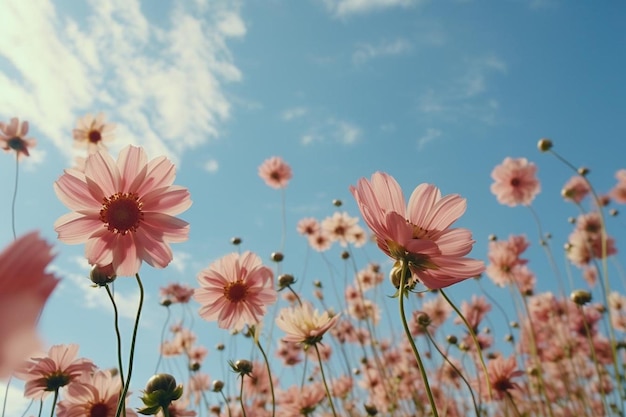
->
[11,155,19,240]
[105,284,126,388]
[220,390,233,417]
[154,305,172,374]
[239,376,247,417]
[1,376,11,417]
[36,399,43,417]
[314,343,338,417]
[49,389,59,417]
[115,273,145,417]
[398,261,439,417]
[18,399,33,417]
[256,340,276,417]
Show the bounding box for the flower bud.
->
[231,237,242,245]
[230,359,253,376]
[570,289,592,306]
[537,138,553,152]
[138,373,183,415]
[90,264,116,286]
[212,380,224,392]
[278,274,295,289]
[270,252,284,262]
[332,199,342,207]
[364,403,378,415]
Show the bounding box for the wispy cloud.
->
[322,0,422,18]
[281,106,308,121]
[300,119,362,146]
[417,128,442,150]
[353,38,411,65]
[0,0,243,166]
[203,158,220,173]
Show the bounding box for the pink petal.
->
[118,146,148,192]
[84,151,119,197]
[136,156,176,196]
[142,186,192,215]
[141,213,190,242]
[407,183,441,227]
[54,213,102,244]
[54,170,100,211]
[112,235,141,276]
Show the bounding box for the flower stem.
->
[11,155,19,240]
[105,284,126,388]
[239,376,247,417]
[154,305,171,374]
[398,261,439,417]
[256,340,276,417]
[314,343,338,417]
[115,273,145,417]
[49,388,59,417]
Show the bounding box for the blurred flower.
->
[350,171,484,289]
[0,117,36,160]
[490,157,540,206]
[610,169,626,204]
[258,156,292,188]
[72,112,116,153]
[297,217,320,236]
[56,370,136,417]
[276,302,339,346]
[561,175,590,203]
[0,232,59,379]
[160,282,195,304]
[194,252,277,331]
[485,355,524,400]
[15,344,96,399]
[53,145,191,276]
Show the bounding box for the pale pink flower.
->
[15,344,96,399]
[562,175,590,203]
[490,157,540,206]
[297,218,320,236]
[308,230,332,252]
[158,399,197,417]
[276,302,340,345]
[350,172,484,289]
[194,252,277,331]
[277,383,326,417]
[0,117,36,160]
[0,232,59,379]
[485,355,524,400]
[160,282,195,304]
[72,112,116,153]
[56,370,136,417]
[188,372,211,405]
[611,169,626,204]
[258,156,292,189]
[321,211,362,247]
[53,145,192,276]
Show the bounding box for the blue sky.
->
[1,0,626,413]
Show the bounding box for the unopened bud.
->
[537,138,553,152]
[231,237,242,245]
[90,264,116,286]
[570,289,592,306]
[270,252,284,262]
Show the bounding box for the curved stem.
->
[105,284,126,388]
[314,343,338,417]
[239,376,247,417]
[11,155,19,240]
[115,273,145,417]
[256,340,276,417]
[154,305,171,374]
[220,390,233,417]
[1,376,11,417]
[49,389,59,417]
[398,261,439,417]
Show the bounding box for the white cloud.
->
[323,0,421,17]
[170,250,192,273]
[0,0,244,166]
[281,107,308,121]
[203,158,219,173]
[300,119,362,146]
[353,38,411,64]
[417,128,442,150]
[333,120,361,144]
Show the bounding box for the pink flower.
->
[53,145,192,276]
[0,117,37,160]
[194,252,277,331]
[490,157,540,206]
[276,302,340,345]
[56,370,136,417]
[296,217,320,236]
[15,344,96,399]
[485,355,524,400]
[350,172,484,289]
[72,112,116,153]
[562,175,590,203]
[0,232,59,379]
[160,282,195,304]
[610,169,626,204]
[258,156,292,189]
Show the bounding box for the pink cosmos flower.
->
[258,156,292,189]
[0,117,37,160]
[194,251,277,331]
[296,217,320,236]
[0,232,59,379]
[53,145,191,276]
[56,370,136,417]
[611,169,626,204]
[490,157,540,206]
[72,112,116,153]
[562,175,590,203]
[350,172,485,289]
[485,355,524,400]
[276,302,340,346]
[15,344,96,399]
[160,282,195,304]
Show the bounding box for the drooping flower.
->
[72,112,116,153]
[53,145,192,276]
[0,117,36,160]
[56,370,137,417]
[194,252,277,331]
[258,156,292,189]
[350,172,484,289]
[276,302,340,346]
[484,355,524,400]
[0,232,60,379]
[490,157,540,206]
[14,344,96,399]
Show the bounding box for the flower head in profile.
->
[194,251,277,331]
[54,145,192,276]
[0,117,36,160]
[258,156,292,189]
[0,232,60,379]
[14,344,96,399]
[485,355,524,400]
[350,172,484,289]
[276,302,340,346]
[490,157,540,206]
[72,112,116,153]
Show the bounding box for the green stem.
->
[220,390,232,417]
[49,389,59,417]
[1,376,11,417]
[398,261,439,417]
[11,155,19,240]
[239,376,247,417]
[314,343,338,417]
[154,305,171,374]
[105,284,126,388]
[115,273,145,417]
[256,341,276,417]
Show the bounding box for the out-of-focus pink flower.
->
[0,117,36,160]
[160,282,195,304]
[277,383,326,416]
[276,302,340,346]
[0,232,59,379]
[562,175,590,203]
[321,212,364,247]
[72,112,116,153]
[610,169,626,204]
[194,252,277,331]
[485,355,524,400]
[15,344,96,399]
[56,370,136,417]
[308,230,332,252]
[258,156,292,189]
[490,157,540,206]
[53,145,191,276]
[297,217,320,236]
[350,172,484,289]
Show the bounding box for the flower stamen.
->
[100,192,143,235]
